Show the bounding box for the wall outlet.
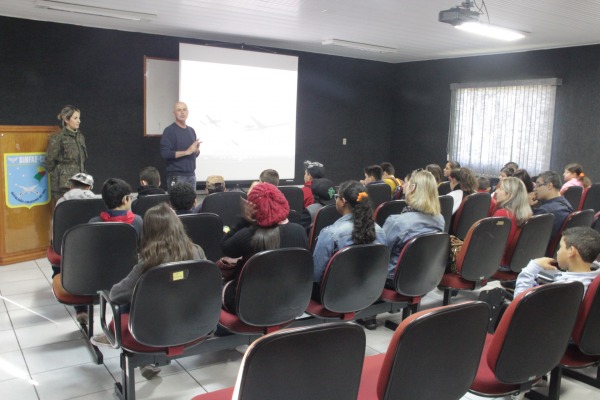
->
[342,138,347,145]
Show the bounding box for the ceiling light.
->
[34,0,157,22]
[455,22,525,41]
[322,39,397,54]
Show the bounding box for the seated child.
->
[56,173,100,205]
[89,178,143,236]
[514,227,600,297]
[169,182,197,214]
[137,166,166,197]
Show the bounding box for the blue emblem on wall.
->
[4,153,50,208]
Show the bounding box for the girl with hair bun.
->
[46,105,88,200]
[561,163,592,194]
[312,180,387,285]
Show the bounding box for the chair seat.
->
[379,288,420,304]
[218,309,287,334]
[305,299,355,320]
[469,333,525,396]
[191,387,235,400]
[438,273,483,290]
[47,246,61,265]
[492,270,517,281]
[357,353,385,400]
[52,274,94,305]
[561,343,600,368]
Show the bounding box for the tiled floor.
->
[1,258,599,400]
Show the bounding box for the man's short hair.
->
[477,176,491,191]
[562,227,600,263]
[380,162,395,176]
[364,165,383,181]
[101,178,132,209]
[260,169,280,186]
[169,182,196,211]
[537,171,562,190]
[139,166,161,187]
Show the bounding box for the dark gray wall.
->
[0,16,393,189]
[391,47,600,180]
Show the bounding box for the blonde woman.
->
[493,177,533,268]
[383,170,445,278]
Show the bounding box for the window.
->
[447,78,561,176]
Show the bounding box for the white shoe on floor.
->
[90,334,111,348]
[140,364,161,380]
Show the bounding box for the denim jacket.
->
[312,213,387,282]
[383,210,445,278]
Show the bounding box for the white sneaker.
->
[90,334,111,348]
[140,364,161,380]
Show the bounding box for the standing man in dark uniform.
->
[160,101,201,189]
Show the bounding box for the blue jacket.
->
[533,196,573,238]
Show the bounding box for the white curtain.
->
[447,78,561,176]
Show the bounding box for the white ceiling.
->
[3,0,600,63]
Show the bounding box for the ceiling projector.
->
[438,3,481,26]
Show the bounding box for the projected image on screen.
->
[179,44,298,183]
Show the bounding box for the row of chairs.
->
[563,183,600,213]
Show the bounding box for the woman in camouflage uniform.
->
[46,105,88,200]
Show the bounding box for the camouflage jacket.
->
[45,127,87,197]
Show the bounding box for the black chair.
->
[439,194,454,233]
[99,260,223,400]
[52,222,138,364]
[288,209,301,224]
[469,282,584,399]
[373,200,407,227]
[131,194,169,218]
[278,185,304,212]
[563,185,583,211]
[308,204,340,253]
[581,183,600,213]
[438,181,452,196]
[200,191,247,229]
[47,198,106,268]
[192,323,366,400]
[358,302,489,400]
[439,217,512,305]
[218,248,313,334]
[362,232,450,328]
[546,209,595,257]
[366,183,391,211]
[179,212,224,262]
[306,244,389,321]
[493,213,555,283]
[451,192,492,240]
[526,275,600,400]
[593,211,600,235]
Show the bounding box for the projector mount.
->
[438,0,486,26]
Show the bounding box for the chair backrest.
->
[391,232,450,297]
[373,200,407,227]
[179,213,224,262]
[61,223,138,295]
[571,275,600,355]
[128,260,222,347]
[308,204,340,252]
[52,198,106,254]
[278,186,304,212]
[437,181,452,196]
[456,217,511,282]
[546,209,595,257]
[581,183,600,213]
[377,302,489,400]
[201,191,247,229]
[489,282,584,384]
[236,248,313,327]
[452,192,492,240]
[233,323,365,400]
[319,244,390,313]
[505,213,554,273]
[438,195,454,233]
[131,194,170,218]
[366,183,391,211]
[288,209,301,224]
[563,186,583,211]
[593,211,600,235]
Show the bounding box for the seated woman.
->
[312,180,387,290]
[447,167,478,214]
[221,182,308,314]
[383,169,445,281]
[92,202,206,380]
[560,163,591,194]
[513,168,536,206]
[493,177,533,269]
